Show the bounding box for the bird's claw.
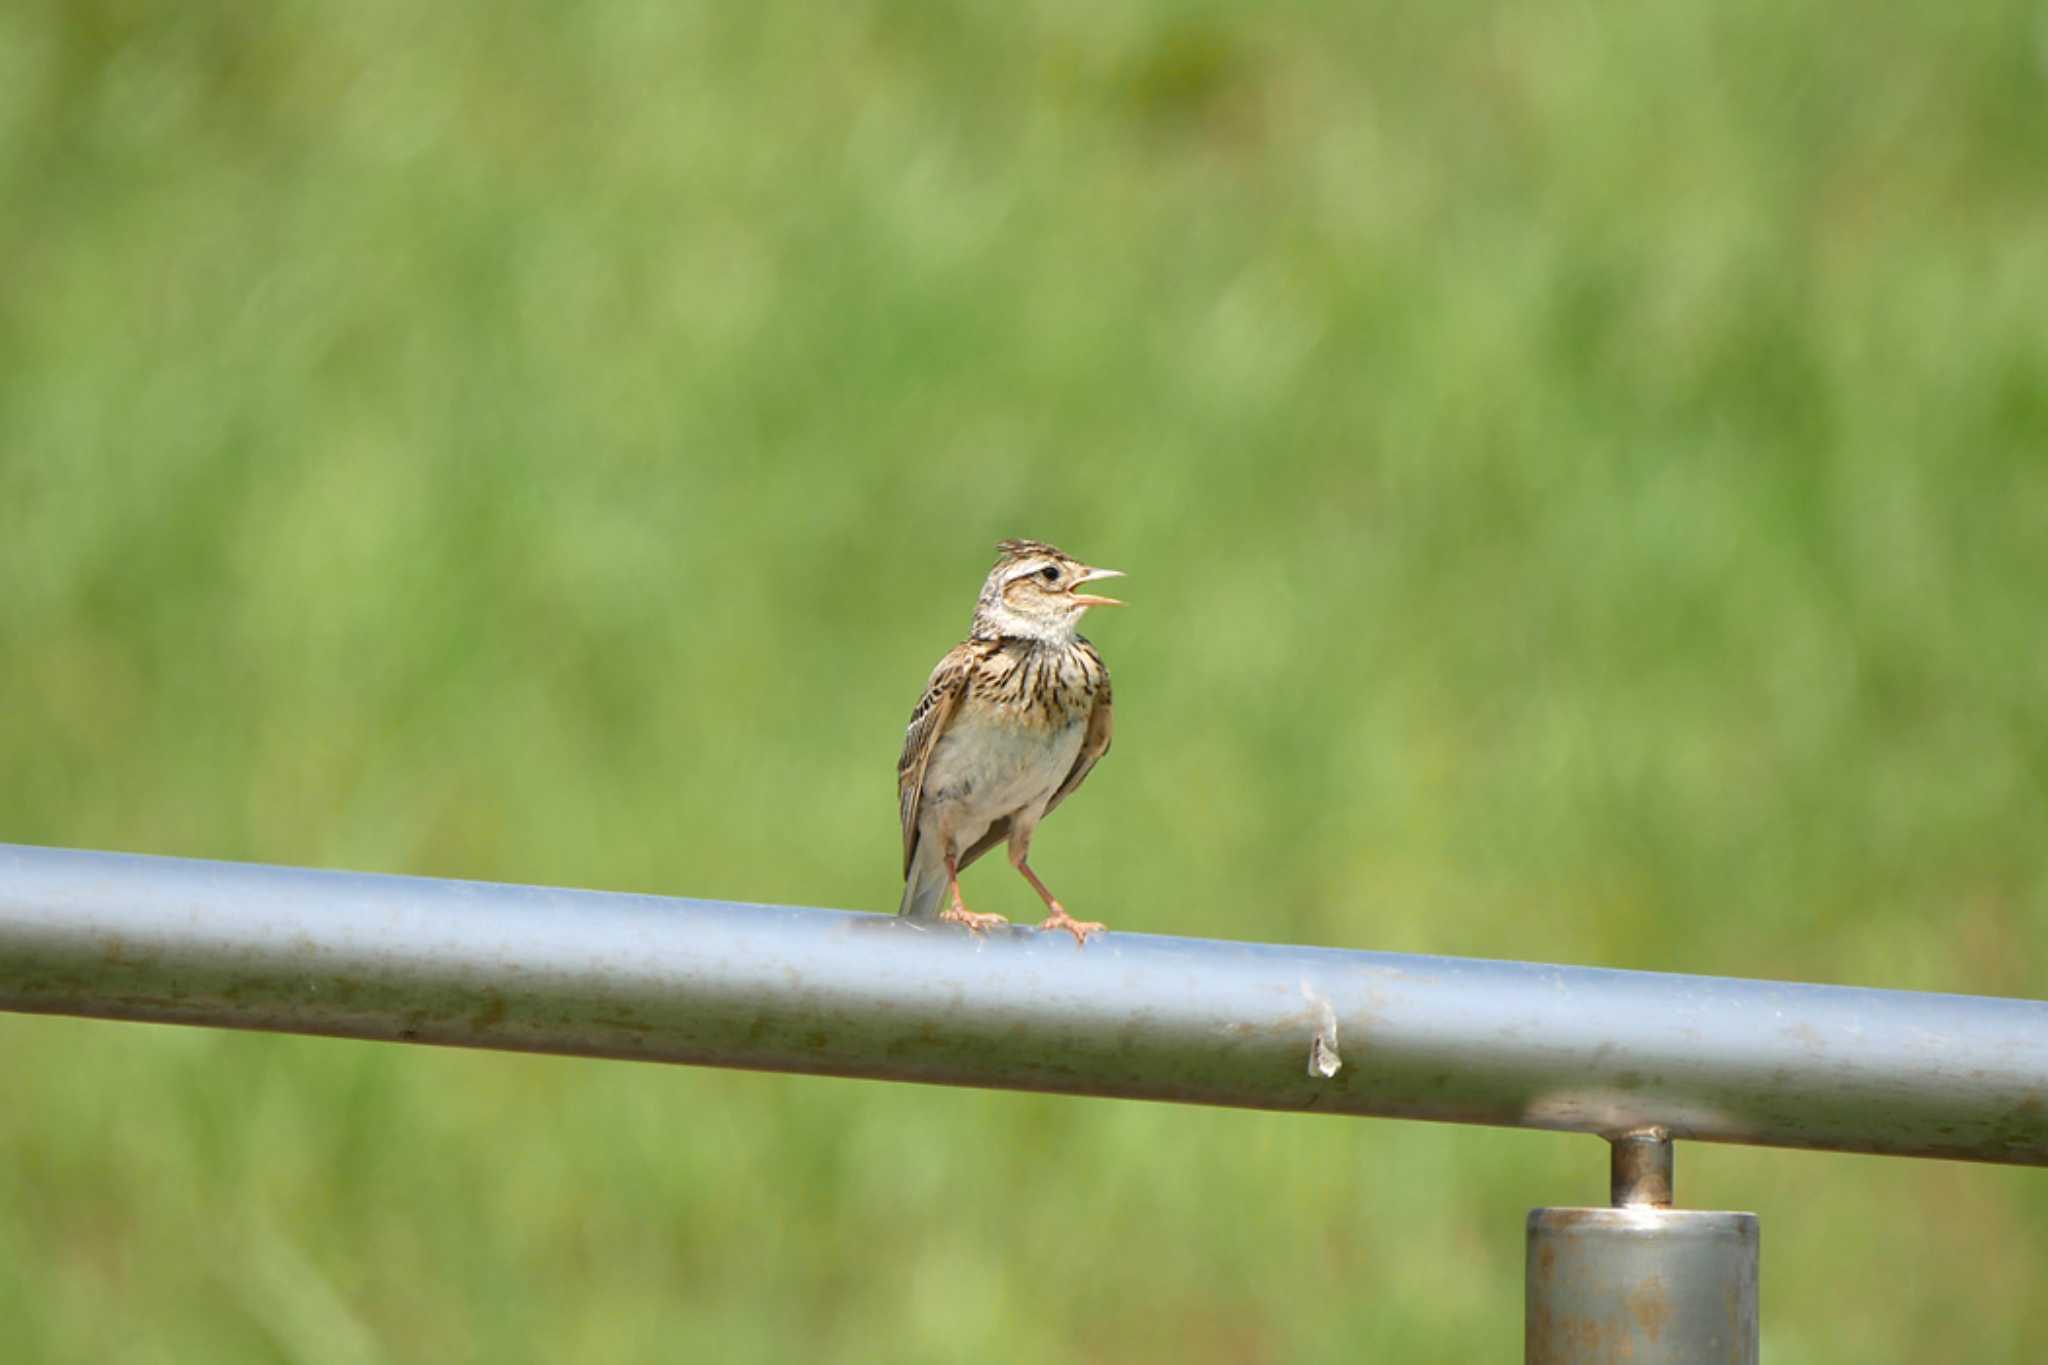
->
[1037,906,1106,947]
[940,905,1011,935]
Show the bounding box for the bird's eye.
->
[1039,565,1061,583]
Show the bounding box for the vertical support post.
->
[1610,1128,1675,1207]
[1526,1131,1759,1364]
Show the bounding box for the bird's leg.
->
[1010,845,1105,946]
[938,851,1009,934]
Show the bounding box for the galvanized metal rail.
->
[5,842,2045,1363]
[2,842,2043,1164]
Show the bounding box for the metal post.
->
[1527,1131,1759,1364]
[1610,1128,1675,1208]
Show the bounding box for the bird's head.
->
[971,539,1125,642]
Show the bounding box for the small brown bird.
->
[897,539,1123,944]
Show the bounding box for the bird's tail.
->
[898,842,948,919]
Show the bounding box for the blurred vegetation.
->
[3,0,2046,1360]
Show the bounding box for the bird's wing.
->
[898,640,984,878]
[1043,641,1113,819]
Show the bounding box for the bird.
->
[897,539,1124,945]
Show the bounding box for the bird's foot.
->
[1036,904,1106,947]
[940,904,1010,935]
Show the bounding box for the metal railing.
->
[4,842,2046,1361]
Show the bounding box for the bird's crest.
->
[994,538,1068,563]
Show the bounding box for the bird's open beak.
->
[1070,566,1125,608]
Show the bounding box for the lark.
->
[897,539,1123,945]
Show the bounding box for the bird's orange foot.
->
[940,904,1010,934]
[1036,905,1106,946]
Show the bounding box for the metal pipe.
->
[2,843,2045,1164]
[1526,1209,1759,1364]
[1610,1130,1675,1208]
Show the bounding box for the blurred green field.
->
[4,0,2046,1359]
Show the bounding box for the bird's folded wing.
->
[897,640,983,877]
[1044,644,1113,818]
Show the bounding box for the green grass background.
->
[4,0,2046,1359]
